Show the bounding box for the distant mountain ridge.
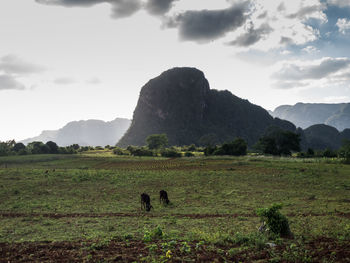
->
[21,118,131,146]
[271,103,350,131]
[118,67,296,147]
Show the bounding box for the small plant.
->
[257,204,293,238]
[143,226,164,242]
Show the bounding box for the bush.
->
[184,152,195,157]
[256,128,300,156]
[257,204,292,238]
[322,148,337,158]
[339,140,350,164]
[127,146,154,157]
[161,148,181,158]
[204,146,217,156]
[113,147,129,155]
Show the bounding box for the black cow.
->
[141,193,153,211]
[159,190,170,205]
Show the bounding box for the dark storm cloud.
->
[228,22,273,47]
[0,55,45,75]
[145,0,178,15]
[36,0,142,18]
[0,75,25,90]
[164,1,250,43]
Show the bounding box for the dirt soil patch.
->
[1,238,350,262]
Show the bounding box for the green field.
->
[1,153,350,262]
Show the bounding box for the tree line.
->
[1,130,350,162]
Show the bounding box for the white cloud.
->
[302,45,319,53]
[271,57,350,89]
[336,18,350,34]
[225,0,326,51]
[323,95,350,103]
[327,0,350,7]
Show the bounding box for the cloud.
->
[110,0,141,18]
[327,0,350,7]
[272,57,350,89]
[228,22,273,47]
[0,55,45,75]
[286,4,327,23]
[35,0,142,18]
[145,0,178,16]
[86,77,101,84]
[0,75,25,90]
[336,18,350,34]
[163,1,250,43]
[53,77,76,85]
[302,45,319,53]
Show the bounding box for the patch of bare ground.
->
[1,238,350,262]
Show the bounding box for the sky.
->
[1,0,350,141]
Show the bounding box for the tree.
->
[338,140,350,163]
[13,142,26,152]
[46,141,58,154]
[0,140,15,156]
[146,134,168,150]
[27,141,49,154]
[256,128,300,156]
[213,138,247,156]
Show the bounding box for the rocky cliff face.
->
[21,118,131,146]
[118,67,296,147]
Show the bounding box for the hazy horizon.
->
[1,0,350,141]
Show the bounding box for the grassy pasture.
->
[0,153,350,262]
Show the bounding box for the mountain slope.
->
[271,103,350,131]
[118,67,296,147]
[21,118,131,146]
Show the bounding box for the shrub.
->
[184,152,195,157]
[322,148,337,158]
[161,148,181,158]
[257,204,292,238]
[127,146,154,157]
[113,147,129,155]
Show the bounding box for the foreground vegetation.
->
[0,152,350,262]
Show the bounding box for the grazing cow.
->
[159,190,170,205]
[45,170,49,174]
[141,193,153,211]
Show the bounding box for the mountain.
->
[21,118,131,146]
[299,124,350,150]
[117,67,296,147]
[270,103,350,131]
